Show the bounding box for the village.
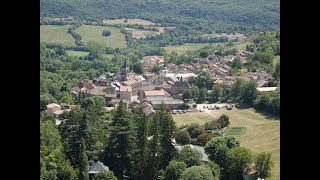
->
[46,49,277,123]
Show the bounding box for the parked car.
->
[183,110,187,113]
[192,104,197,108]
[172,110,177,114]
[179,110,183,114]
[203,106,206,109]
[200,109,204,112]
[226,104,233,110]
[214,105,219,110]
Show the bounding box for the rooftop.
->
[120,85,132,92]
[47,103,61,109]
[89,161,109,174]
[144,90,166,97]
[257,87,278,92]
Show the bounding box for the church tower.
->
[121,59,129,81]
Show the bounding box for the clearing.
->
[164,43,218,54]
[202,33,246,41]
[103,18,155,25]
[40,25,75,46]
[66,50,89,57]
[125,28,160,39]
[173,106,280,180]
[75,25,126,48]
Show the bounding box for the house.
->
[139,90,166,101]
[47,103,61,115]
[120,85,132,103]
[122,79,142,94]
[89,161,109,177]
[150,99,183,110]
[170,81,191,96]
[53,109,71,119]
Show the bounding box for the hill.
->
[40,0,279,32]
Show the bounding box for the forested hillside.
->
[40,0,279,32]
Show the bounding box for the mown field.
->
[173,107,280,180]
[125,28,159,39]
[40,25,75,46]
[75,25,126,48]
[66,50,89,57]
[103,18,155,25]
[163,43,217,54]
[202,33,246,41]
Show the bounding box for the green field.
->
[173,107,280,180]
[66,50,89,57]
[273,56,280,66]
[103,18,155,25]
[163,43,217,54]
[40,25,75,46]
[75,25,126,48]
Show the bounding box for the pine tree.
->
[159,106,177,169]
[146,110,160,180]
[104,101,133,180]
[79,138,89,180]
[132,108,148,180]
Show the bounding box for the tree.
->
[207,161,221,179]
[191,85,199,98]
[240,80,258,104]
[159,107,177,169]
[81,97,96,110]
[103,101,133,180]
[217,114,230,128]
[210,84,222,103]
[132,108,148,180]
[58,92,74,104]
[182,89,192,100]
[273,62,280,81]
[93,171,118,180]
[255,152,273,179]
[164,160,187,180]
[179,166,215,180]
[190,126,205,139]
[199,51,209,58]
[230,79,244,100]
[179,146,202,167]
[252,51,274,64]
[102,30,112,36]
[87,41,105,59]
[204,136,240,164]
[186,123,199,137]
[40,93,57,111]
[146,112,160,180]
[225,147,253,180]
[132,63,143,74]
[231,57,242,69]
[197,88,207,103]
[79,138,89,180]
[196,133,218,146]
[175,130,191,145]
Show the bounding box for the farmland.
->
[75,25,126,48]
[103,18,155,25]
[125,28,159,39]
[40,25,75,46]
[66,50,89,57]
[163,43,217,54]
[202,33,246,41]
[172,106,280,180]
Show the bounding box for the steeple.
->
[180,76,183,81]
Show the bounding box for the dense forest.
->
[40,0,279,33]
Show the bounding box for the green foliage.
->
[132,63,143,74]
[182,89,192,100]
[230,79,245,100]
[217,114,230,128]
[158,107,177,168]
[79,138,89,180]
[87,41,105,60]
[207,161,221,179]
[197,88,207,103]
[199,51,209,58]
[102,30,112,37]
[255,152,273,179]
[93,171,118,180]
[273,62,280,80]
[164,160,187,180]
[132,108,148,180]
[179,146,203,167]
[225,147,253,180]
[40,93,58,111]
[254,88,280,115]
[179,166,214,180]
[210,84,222,103]
[103,101,134,179]
[204,136,240,165]
[252,51,274,64]
[231,57,242,69]
[196,133,218,146]
[175,130,191,145]
[58,91,74,104]
[190,85,199,98]
[240,80,258,104]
